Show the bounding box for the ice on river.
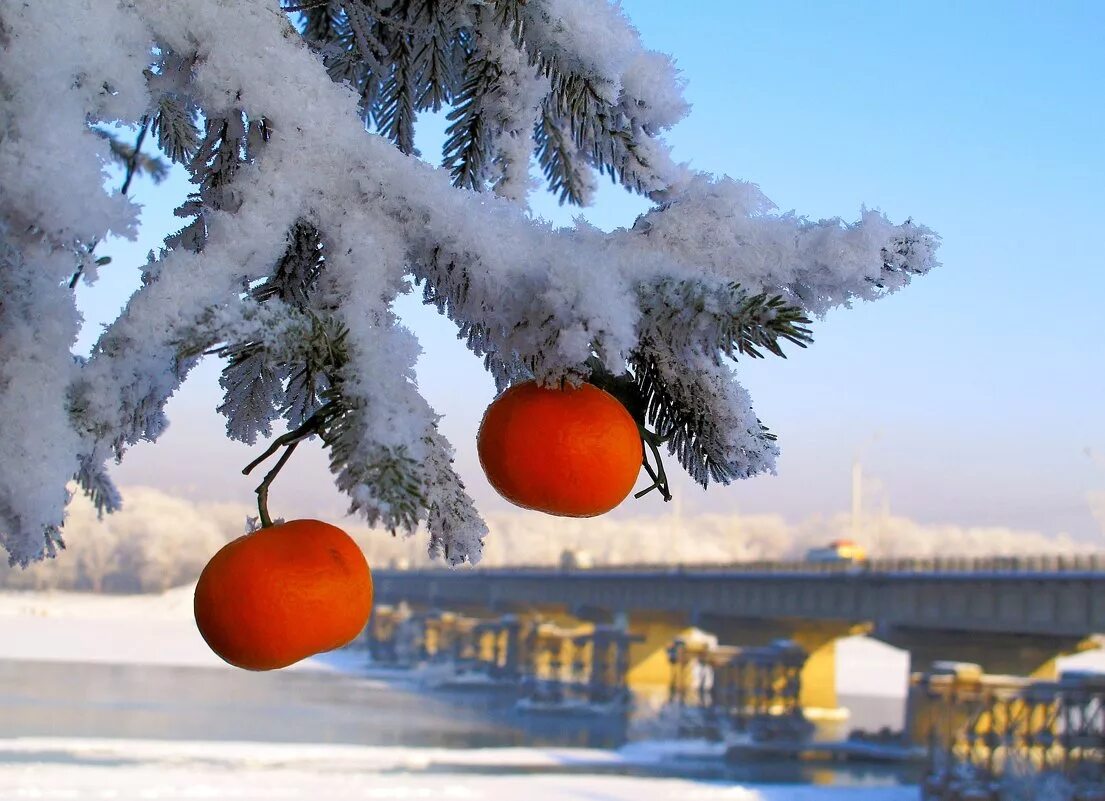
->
[0,737,915,800]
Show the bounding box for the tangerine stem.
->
[634,426,672,502]
[255,440,298,528]
[243,434,292,478]
[241,402,337,527]
[241,409,329,476]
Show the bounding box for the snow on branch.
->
[512,0,692,199]
[0,226,82,565]
[442,16,547,202]
[631,346,778,486]
[624,177,941,315]
[0,0,153,564]
[0,0,940,565]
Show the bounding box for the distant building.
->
[805,539,867,564]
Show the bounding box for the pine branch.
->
[491,0,526,44]
[548,71,653,193]
[216,342,287,445]
[150,93,200,164]
[299,2,335,41]
[505,2,685,199]
[875,223,938,286]
[535,100,595,205]
[301,6,387,118]
[628,181,941,316]
[196,114,247,209]
[323,405,426,533]
[638,279,813,362]
[629,345,778,487]
[423,427,486,565]
[167,111,261,253]
[344,3,392,81]
[27,0,939,570]
[283,360,332,429]
[217,221,331,442]
[279,313,344,427]
[379,30,419,154]
[250,219,325,308]
[443,53,499,189]
[411,0,460,111]
[417,248,555,390]
[74,452,122,518]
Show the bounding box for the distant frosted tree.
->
[0,0,939,567]
[73,523,122,594]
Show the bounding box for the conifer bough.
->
[0,0,939,568]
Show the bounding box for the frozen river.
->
[0,589,921,798]
[0,659,557,748]
[0,658,916,786]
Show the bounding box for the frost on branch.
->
[0,0,149,564]
[0,226,80,565]
[0,0,939,566]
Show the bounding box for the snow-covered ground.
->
[0,737,913,800]
[0,585,359,672]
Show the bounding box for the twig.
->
[255,441,298,528]
[634,426,672,502]
[119,116,150,195]
[241,401,337,526]
[281,1,329,11]
[584,356,673,503]
[69,117,150,289]
[243,416,318,476]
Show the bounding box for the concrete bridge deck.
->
[374,557,1105,638]
[373,557,1105,706]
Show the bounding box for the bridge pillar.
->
[790,629,841,714]
[695,615,867,714]
[622,612,697,692]
[875,626,1100,679]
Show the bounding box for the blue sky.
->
[78,2,1105,542]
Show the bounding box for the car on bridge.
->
[805,539,868,565]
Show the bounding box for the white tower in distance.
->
[852,431,882,554]
[851,458,863,544]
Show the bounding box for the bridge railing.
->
[389,553,1105,576]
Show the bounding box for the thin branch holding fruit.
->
[635,426,673,502]
[241,401,338,527]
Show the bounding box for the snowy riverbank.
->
[0,585,358,672]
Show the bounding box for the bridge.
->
[373,555,1105,712]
